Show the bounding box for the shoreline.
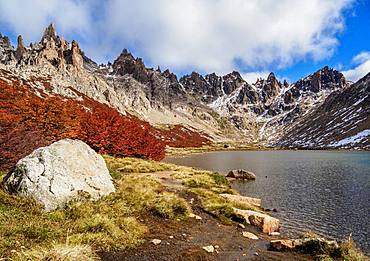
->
[1,155,367,260]
[166,144,370,157]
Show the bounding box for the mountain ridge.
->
[0,24,369,151]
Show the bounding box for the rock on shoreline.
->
[226,169,256,180]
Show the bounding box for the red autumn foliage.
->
[156,125,211,148]
[0,78,165,170]
[0,73,211,171]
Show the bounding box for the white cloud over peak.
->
[242,71,270,84]
[0,0,353,74]
[342,51,370,82]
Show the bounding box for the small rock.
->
[254,252,259,256]
[238,223,246,229]
[182,233,187,237]
[270,239,295,251]
[242,231,259,240]
[189,213,202,220]
[269,232,280,236]
[151,239,161,245]
[169,236,174,239]
[214,245,220,249]
[226,169,256,180]
[202,245,215,253]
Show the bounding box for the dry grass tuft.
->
[14,244,99,261]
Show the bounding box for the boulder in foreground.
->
[3,139,115,211]
[226,169,256,180]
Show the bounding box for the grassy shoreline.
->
[0,156,367,260]
[166,143,369,157]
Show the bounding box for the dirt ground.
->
[99,187,313,261]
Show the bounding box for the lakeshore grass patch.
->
[104,155,174,176]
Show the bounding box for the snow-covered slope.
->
[276,73,370,149]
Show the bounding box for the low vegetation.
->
[0,158,191,259]
[104,155,174,176]
[300,232,368,261]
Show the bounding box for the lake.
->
[165,150,370,253]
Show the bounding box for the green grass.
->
[103,155,175,176]
[189,188,235,223]
[300,233,368,261]
[0,163,191,259]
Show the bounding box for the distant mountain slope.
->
[276,73,370,149]
[0,24,369,150]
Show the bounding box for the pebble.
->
[242,231,259,240]
[169,236,174,239]
[269,232,281,236]
[189,213,202,220]
[254,252,259,256]
[238,223,246,229]
[151,239,161,245]
[202,245,215,253]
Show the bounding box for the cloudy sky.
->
[0,0,369,83]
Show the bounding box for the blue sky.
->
[0,0,369,83]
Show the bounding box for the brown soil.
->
[98,185,313,261]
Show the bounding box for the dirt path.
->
[99,172,313,261]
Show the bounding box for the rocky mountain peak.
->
[0,33,11,47]
[41,23,57,43]
[294,66,347,93]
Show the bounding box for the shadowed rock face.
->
[4,139,115,211]
[277,73,370,149]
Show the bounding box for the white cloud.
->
[103,0,353,73]
[342,51,370,82]
[242,71,270,84]
[0,0,353,74]
[0,0,93,44]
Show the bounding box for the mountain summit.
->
[0,24,368,152]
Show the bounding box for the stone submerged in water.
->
[3,139,115,211]
[226,169,256,180]
[233,208,280,234]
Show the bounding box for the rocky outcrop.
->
[3,139,115,211]
[220,193,261,207]
[0,33,15,64]
[277,73,370,149]
[15,35,26,60]
[270,237,339,253]
[226,169,256,180]
[233,208,280,234]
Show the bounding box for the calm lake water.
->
[165,150,370,253]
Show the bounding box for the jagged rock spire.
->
[15,35,26,60]
[41,23,57,43]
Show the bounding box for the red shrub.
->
[0,75,211,171]
[0,78,165,170]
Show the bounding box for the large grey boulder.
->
[4,139,115,211]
